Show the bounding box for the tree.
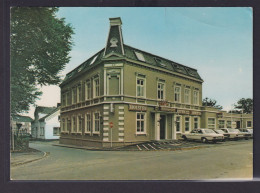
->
[11,7,74,115]
[234,98,253,114]
[202,97,223,110]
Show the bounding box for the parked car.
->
[239,128,253,139]
[214,129,229,141]
[221,128,244,140]
[182,128,224,143]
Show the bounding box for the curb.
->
[11,152,50,167]
[53,143,209,152]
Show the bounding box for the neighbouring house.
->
[11,115,33,136]
[59,17,253,148]
[31,105,61,140]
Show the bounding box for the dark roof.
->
[62,44,203,85]
[12,115,33,122]
[39,107,60,122]
[35,106,57,115]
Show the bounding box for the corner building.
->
[59,18,251,148]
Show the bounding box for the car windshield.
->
[203,129,215,134]
[248,129,253,133]
[216,130,224,134]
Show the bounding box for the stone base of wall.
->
[60,137,148,148]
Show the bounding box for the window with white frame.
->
[137,78,145,97]
[40,127,44,136]
[66,118,71,132]
[77,115,82,133]
[61,118,65,132]
[93,78,100,98]
[208,118,216,129]
[185,117,190,132]
[218,120,225,129]
[53,127,60,136]
[194,117,199,129]
[72,116,76,132]
[72,88,77,104]
[94,113,100,133]
[193,90,199,105]
[62,94,66,107]
[184,88,190,104]
[136,113,146,134]
[176,116,181,132]
[85,114,91,133]
[174,86,181,103]
[157,82,165,100]
[247,121,252,128]
[77,85,82,103]
[227,121,231,128]
[85,81,91,100]
[66,92,70,106]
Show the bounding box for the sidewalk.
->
[11,151,48,167]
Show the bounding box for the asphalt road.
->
[10,140,253,180]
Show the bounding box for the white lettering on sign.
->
[190,111,201,116]
[159,107,176,112]
[176,109,190,115]
[129,104,147,111]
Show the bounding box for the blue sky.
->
[25,7,252,117]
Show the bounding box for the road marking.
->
[148,143,157,150]
[136,145,142,151]
[142,144,149,150]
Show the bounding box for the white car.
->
[239,128,253,139]
[221,128,244,140]
[182,128,224,143]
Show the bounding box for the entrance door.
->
[160,115,166,139]
[236,121,241,129]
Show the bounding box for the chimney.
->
[104,17,125,56]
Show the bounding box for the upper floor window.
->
[61,118,66,132]
[157,82,165,100]
[85,81,91,100]
[77,85,82,103]
[193,90,199,105]
[62,94,66,107]
[72,88,77,104]
[174,86,181,103]
[66,92,70,106]
[184,88,190,104]
[93,78,100,98]
[137,78,145,97]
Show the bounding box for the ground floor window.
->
[67,119,71,132]
[94,112,100,133]
[53,127,60,136]
[208,118,216,129]
[227,121,231,128]
[247,121,252,128]
[77,115,83,133]
[72,116,76,132]
[137,113,146,134]
[176,116,181,132]
[218,120,225,129]
[40,127,44,136]
[194,117,199,129]
[85,114,91,133]
[185,117,190,132]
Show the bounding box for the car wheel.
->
[201,137,208,143]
